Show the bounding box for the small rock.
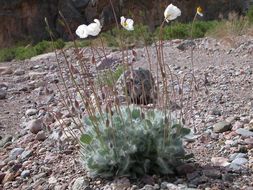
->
[202,169,221,179]
[2,171,15,183]
[9,147,24,160]
[0,66,13,75]
[229,163,244,171]
[176,163,195,175]
[211,157,230,167]
[36,131,47,141]
[48,176,57,184]
[14,69,25,76]
[27,119,44,134]
[213,121,232,133]
[140,184,155,190]
[236,128,253,137]
[0,89,7,99]
[25,109,38,116]
[232,121,243,130]
[20,150,33,160]
[0,135,12,147]
[229,153,247,161]
[245,138,253,145]
[72,177,89,190]
[21,170,30,178]
[231,158,248,165]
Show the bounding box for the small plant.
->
[80,105,190,178]
[98,65,124,87]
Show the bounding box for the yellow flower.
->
[197,6,203,17]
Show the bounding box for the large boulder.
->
[116,67,155,105]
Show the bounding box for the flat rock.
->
[229,153,247,161]
[20,150,33,160]
[231,158,248,165]
[0,66,13,75]
[213,121,232,133]
[72,177,89,190]
[13,69,25,76]
[9,147,24,160]
[236,128,253,137]
[211,157,230,167]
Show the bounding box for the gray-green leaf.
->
[80,134,93,145]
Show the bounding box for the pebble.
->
[27,119,44,134]
[9,147,24,160]
[35,131,47,141]
[25,109,38,116]
[21,170,30,178]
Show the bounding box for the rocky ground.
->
[0,35,253,190]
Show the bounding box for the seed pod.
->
[92,56,96,64]
[132,49,137,57]
[74,100,79,109]
[178,87,183,95]
[106,119,110,127]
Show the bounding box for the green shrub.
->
[34,40,50,54]
[15,46,37,60]
[80,105,190,178]
[101,24,153,47]
[161,21,218,40]
[54,39,65,49]
[0,39,65,62]
[247,5,253,23]
[34,39,65,54]
[0,48,16,62]
[192,21,219,38]
[162,22,190,40]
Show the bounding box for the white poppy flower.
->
[164,4,181,22]
[120,16,134,31]
[87,19,102,36]
[75,19,102,38]
[75,24,89,38]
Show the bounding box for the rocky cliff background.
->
[0,0,252,48]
